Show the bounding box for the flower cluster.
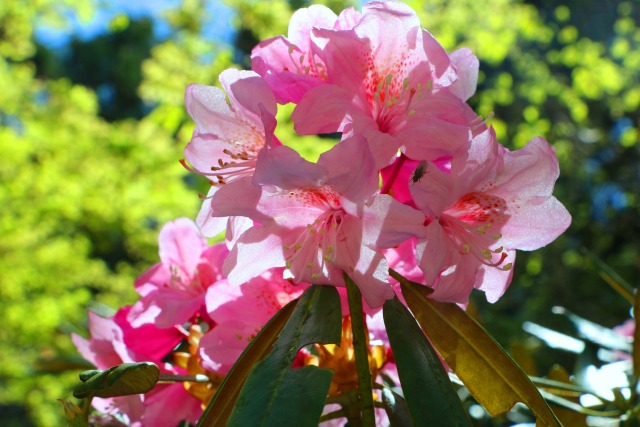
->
[72,218,306,425]
[73,218,395,425]
[73,1,571,425]
[185,1,570,308]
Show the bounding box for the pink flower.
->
[72,308,200,426]
[288,1,479,168]
[251,4,340,104]
[368,127,571,304]
[210,136,394,308]
[127,218,228,328]
[182,68,278,237]
[198,268,306,373]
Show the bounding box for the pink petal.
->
[475,249,515,303]
[128,290,204,328]
[158,218,207,278]
[208,176,266,222]
[321,136,378,213]
[133,264,170,297]
[288,4,338,47]
[336,217,393,309]
[143,383,202,426]
[253,144,326,189]
[415,221,454,286]
[410,161,459,218]
[223,226,286,285]
[489,137,560,198]
[429,256,478,304]
[499,196,571,251]
[220,68,277,123]
[449,48,479,101]
[185,84,243,136]
[114,308,185,361]
[196,187,228,238]
[359,128,404,170]
[199,320,259,373]
[251,37,326,104]
[225,216,254,249]
[292,83,355,134]
[362,194,425,249]
[347,245,394,309]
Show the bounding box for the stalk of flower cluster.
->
[344,272,376,427]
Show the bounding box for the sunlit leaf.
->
[552,306,632,352]
[399,278,561,426]
[383,297,472,426]
[73,362,159,399]
[522,321,586,354]
[197,296,299,427]
[225,285,342,427]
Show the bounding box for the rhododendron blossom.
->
[127,218,228,328]
[211,136,395,308]
[182,68,279,236]
[368,128,571,303]
[199,267,305,373]
[284,1,481,168]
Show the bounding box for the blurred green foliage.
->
[0,0,638,425]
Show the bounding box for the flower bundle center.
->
[441,192,512,271]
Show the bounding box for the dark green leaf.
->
[384,297,472,427]
[73,362,159,399]
[226,285,342,427]
[381,387,414,427]
[197,296,299,427]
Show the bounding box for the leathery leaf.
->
[384,297,472,426]
[226,285,342,427]
[73,362,159,399]
[198,296,299,427]
[399,278,562,426]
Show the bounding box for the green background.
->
[0,0,638,425]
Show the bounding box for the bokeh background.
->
[1,0,638,425]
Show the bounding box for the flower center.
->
[365,66,430,134]
[440,192,512,270]
[283,45,327,80]
[283,187,346,281]
[180,125,265,193]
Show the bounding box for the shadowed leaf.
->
[197,296,299,427]
[381,387,414,427]
[384,297,472,426]
[633,292,640,382]
[226,285,342,427]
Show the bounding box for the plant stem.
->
[157,373,210,383]
[344,273,376,427]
